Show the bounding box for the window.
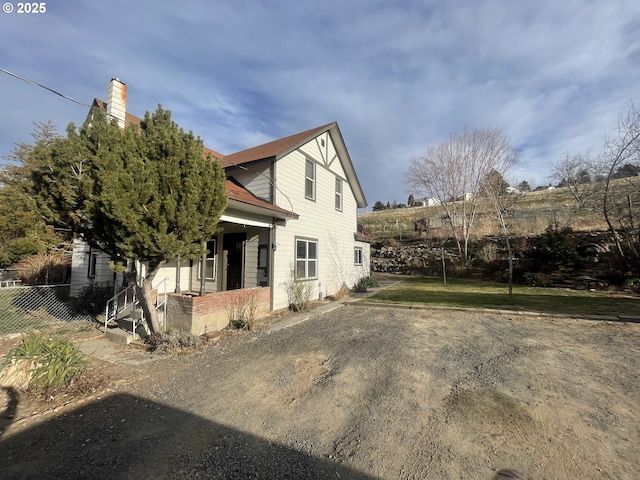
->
[354,247,363,266]
[296,238,318,279]
[88,252,98,278]
[335,177,343,211]
[198,239,217,280]
[305,158,315,200]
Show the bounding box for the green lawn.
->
[364,277,640,317]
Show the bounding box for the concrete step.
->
[118,318,150,338]
[116,304,144,321]
[105,327,139,344]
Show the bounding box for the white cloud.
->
[1,0,639,206]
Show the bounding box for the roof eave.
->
[227,198,298,220]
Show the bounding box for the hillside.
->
[359,176,640,241]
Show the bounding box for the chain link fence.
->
[0,284,114,335]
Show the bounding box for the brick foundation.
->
[166,287,271,335]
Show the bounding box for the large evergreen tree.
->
[0,122,67,267]
[26,106,227,332]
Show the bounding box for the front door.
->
[224,233,246,290]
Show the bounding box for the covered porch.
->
[161,193,296,335]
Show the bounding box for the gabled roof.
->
[222,123,334,167]
[223,122,368,208]
[91,98,292,219]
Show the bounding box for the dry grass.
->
[15,251,70,285]
[360,177,640,240]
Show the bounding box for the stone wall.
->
[371,232,629,290]
[167,287,271,335]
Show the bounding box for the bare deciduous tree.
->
[600,102,640,267]
[550,151,601,208]
[482,172,520,299]
[404,128,519,265]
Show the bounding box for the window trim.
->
[305,158,316,201]
[335,177,343,211]
[198,239,218,281]
[295,237,318,280]
[354,246,363,266]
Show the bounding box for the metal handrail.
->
[104,277,169,334]
[153,277,169,331]
[104,284,137,333]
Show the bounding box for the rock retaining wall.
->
[371,232,629,290]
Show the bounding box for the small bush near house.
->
[70,285,115,316]
[352,275,380,293]
[0,332,88,391]
[285,268,314,312]
[145,329,204,354]
[331,285,351,301]
[225,289,258,330]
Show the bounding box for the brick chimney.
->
[106,78,127,129]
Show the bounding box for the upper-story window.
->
[305,158,316,200]
[335,177,343,211]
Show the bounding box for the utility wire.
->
[0,67,93,108]
[1,67,297,215]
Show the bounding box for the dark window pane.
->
[308,242,317,259]
[297,241,306,259]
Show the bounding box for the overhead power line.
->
[0,67,92,107]
[0,67,297,215]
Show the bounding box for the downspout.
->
[269,222,276,312]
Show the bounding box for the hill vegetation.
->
[359,176,640,241]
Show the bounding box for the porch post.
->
[175,256,181,293]
[199,242,206,296]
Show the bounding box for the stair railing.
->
[153,277,169,332]
[104,284,138,334]
[104,277,169,334]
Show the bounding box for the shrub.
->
[0,332,88,390]
[352,278,369,293]
[622,275,640,293]
[361,275,380,288]
[285,267,314,312]
[69,285,115,316]
[332,285,351,300]
[145,329,204,354]
[477,242,499,263]
[225,289,258,330]
[352,275,380,293]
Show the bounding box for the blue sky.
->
[1,0,639,209]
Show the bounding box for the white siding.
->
[271,133,366,310]
[156,260,191,293]
[227,160,273,202]
[70,238,114,296]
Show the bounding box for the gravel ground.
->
[1,303,640,479]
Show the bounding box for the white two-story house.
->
[71,79,370,333]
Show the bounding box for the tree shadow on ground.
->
[0,392,375,480]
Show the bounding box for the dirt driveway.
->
[1,303,639,479]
